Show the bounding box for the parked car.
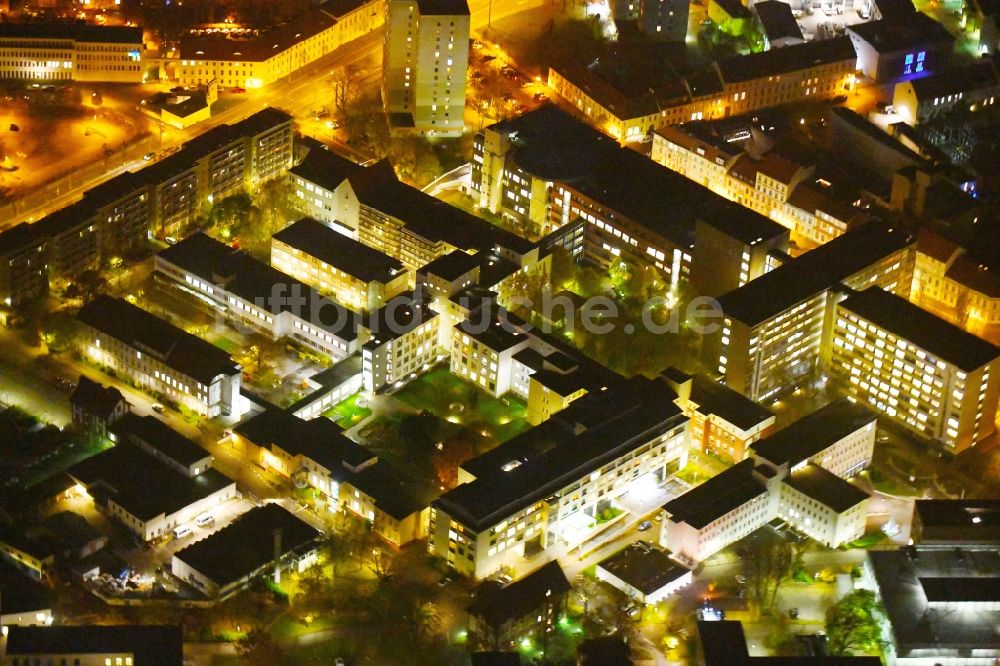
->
[638,520,652,531]
[143,152,156,161]
[195,514,214,527]
[151,403,165,413]
[173,526,192,539]
[231,87,247,93]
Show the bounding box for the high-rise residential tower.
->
[383,0,470,136]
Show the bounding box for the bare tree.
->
[743,539,794,615]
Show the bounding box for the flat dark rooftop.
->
[419,249,481,282]
[690,375,774,431]
[0,559,49,615]
[910,60,1000,99]
[716,223,913,327]
[158,233,361,341]
[783,463,869,513]
[364,292,437,346]
[5,625,183,665]
[173,503,318,588]
[437,378,686,531]
[417,0,470,14]
[715,37,856,83]
[750,398,875,468]
[870,548,1000,653]
[847,11,955,52]
[920,576,1000,603]
[663,459,768,529]
[914,499,1000,533]
[754,1,804,42]
[68,443,233,522]
[597,542,690,595]
[839,287,1000,371]
[234,408,373,473]
[273,217,404,284]
[466,560,569,627]
[77,295,239,385]
[113,413,209,467]
[0,22,143,43]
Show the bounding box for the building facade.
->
[831,287,1000,453]
[0,23,143,83]
[383,0,470,135]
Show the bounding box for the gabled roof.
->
[234,408,374,473]
[273,217,405,284]
[77,296,240,385]
[466,560,570,627]
[70,376,126,419]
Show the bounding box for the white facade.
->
[383,0,470,135]
[82,331,241,419]
[106,483,238,542]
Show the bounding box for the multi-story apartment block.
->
[910,228,1000,341]
[725,151,814,220]
[430,377,689,580]
[653,122,872,247]
[661,367,776,463]
[271,217,409,312]
[473,105,787,292]
[155,233,361,360]
[466,560,570,649]
[288,154,541,273]
[892,59,1000,124]
[712,223,914,401]
[77,296,243,417]
[547,37,857,143]
[831,287,1000,453]
[287,146,364,233]
[143,107,294,236]
[173,0,382,88]
[690,215,789,298]
[0,108,292,305]
[749,398,877,479]
[383,0,470,135]
[0,171,151,307]
[361,292,441,392]
[0,23,143,83]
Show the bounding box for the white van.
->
[195,514,214,528]
[173,526,193,539]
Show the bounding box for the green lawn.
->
[325,392,372,427]
[208,335,239,354]
[393,366,529,442]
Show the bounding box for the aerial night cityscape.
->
[0,0,997,663]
